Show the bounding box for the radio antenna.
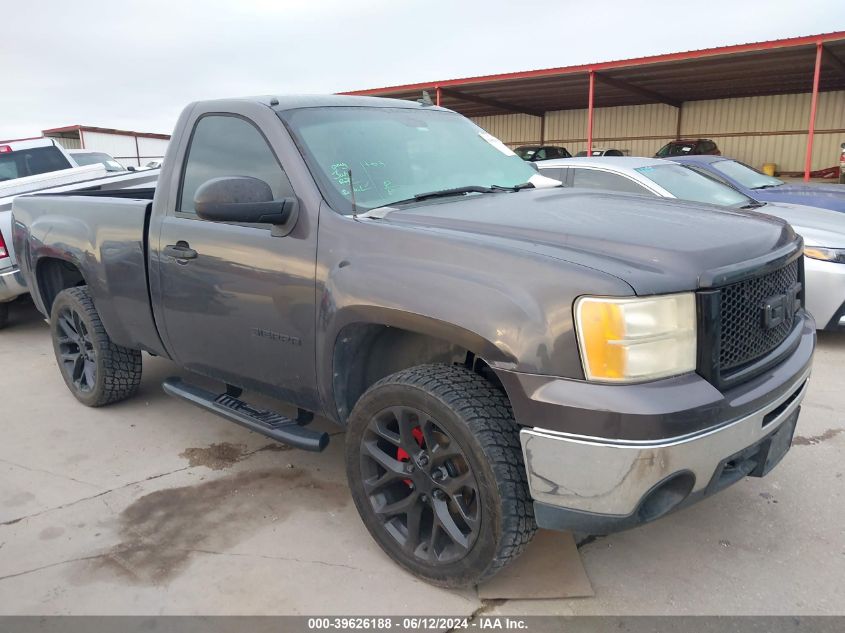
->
[347,168,358,219]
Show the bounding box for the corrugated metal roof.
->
[42,125,171,140]
[341,32,845,117]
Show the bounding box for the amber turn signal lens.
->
[574,293,696,382]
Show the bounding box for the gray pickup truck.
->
[12,95,815,587]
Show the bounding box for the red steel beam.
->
[587,70,595,154]
[342,31,845,96]
[804,42,824,182]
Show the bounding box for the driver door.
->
[154,112,319,408]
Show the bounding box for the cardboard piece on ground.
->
[477,530,594,599]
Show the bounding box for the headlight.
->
[574,293,697,383]
[804,247,845,263]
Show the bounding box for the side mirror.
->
[527,162,539,172]
[194,176,295,226]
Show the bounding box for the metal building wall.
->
[680,91,844,172]
[51,137,82,150]
[80,131,169,167]
[471,113,541,147]
[136,137,169,165]
[545,103,677,157]
[471,90,844,172]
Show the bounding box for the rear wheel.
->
[50,286,142,407]
[345,364,536,587]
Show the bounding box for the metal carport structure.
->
[342,32,845,181]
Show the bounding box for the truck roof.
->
[0,137,61,152]
[202,94,446,112]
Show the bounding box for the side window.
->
[571,168,652,195]
[534,148,547,161]
[538,167,563,181]
[179,115,293,214]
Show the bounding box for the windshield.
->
[280,107,540,213]
[712,159,783,189]
[514,146,538,159]
[72,152,124,170]
[71,152,115,167]
[655,142,696,157]
[635,164,755,207]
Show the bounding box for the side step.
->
[162,377,329,452]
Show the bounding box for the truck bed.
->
[12,191,166,356]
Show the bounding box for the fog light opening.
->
[637,472,695,523]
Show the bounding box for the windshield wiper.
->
[380,182,533,210]
[412,185,495,201]
[740,201,766,209]
[491,182,536,192]
[752,184,781,189]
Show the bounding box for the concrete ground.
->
[0,299,843,616]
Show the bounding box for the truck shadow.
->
[2,296,47,332]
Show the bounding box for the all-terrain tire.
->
[50,286,142,407]
[345,363,536,587]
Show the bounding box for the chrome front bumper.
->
[520,366,811,519]
[0,266,27,303]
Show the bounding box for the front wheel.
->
[50,286,142,407]
[345,364,536,587]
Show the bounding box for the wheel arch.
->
[328,308,515,424]
[35,256,87,316]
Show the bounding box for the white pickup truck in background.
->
[0,139,127,195]
[0,138,160,327]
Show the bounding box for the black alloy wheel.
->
[345,364,536,587]
[56,306,97,393]
[360,405,481,564]
[49,286,142,407]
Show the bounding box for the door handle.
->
[163,242,198,260]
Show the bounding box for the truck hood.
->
[377,188,797,295]
[756,201,845,248]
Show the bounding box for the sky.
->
[1,0,842,140]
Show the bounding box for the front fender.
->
[314,207,633,417]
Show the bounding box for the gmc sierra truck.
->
[12,96,815,588]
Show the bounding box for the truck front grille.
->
[718,260,799,372]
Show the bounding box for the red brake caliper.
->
[397,427,425,486]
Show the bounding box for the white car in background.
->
[67,149,126,172]
[538,156,845,331]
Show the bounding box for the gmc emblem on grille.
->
[762,282,802,330]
